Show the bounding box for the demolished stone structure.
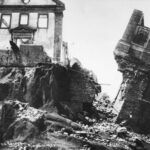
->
[0,0,102,119]
[0,0,102,118]
[0,62,101,117]
[0,0,65,62]
[114,9,150,133]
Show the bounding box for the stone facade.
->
[114,9,150,133]
[0,0,65,62]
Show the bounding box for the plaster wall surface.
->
[0,12,55,57]
[0,29,11,50]
[34,13,55,57]
[28,13,38,28]
[11,13,19,29]
[0,0,64,61]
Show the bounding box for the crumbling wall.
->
[114,56,150,133]
[54,12,63,62]
[114,9,150,133]
[0,63,101,118]
[0,45,50,66]
[25,64,71,113]
[69,63,101,113]
[20,45,50,65]
[0,67,25,101]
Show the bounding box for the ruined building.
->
[0,0,65,64]
[114,9,150,133]
[0,0,101,116]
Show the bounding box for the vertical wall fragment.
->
[54,12,63,62]
[114,9,150,133]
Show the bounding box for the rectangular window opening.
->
[38,14,48,28]
[0,14,11,28]
[20,14,29,25]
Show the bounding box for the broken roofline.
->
[53,0,65,7]
[114,9,150,66]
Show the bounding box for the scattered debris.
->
[1,100,150,150]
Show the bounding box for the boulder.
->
[1,100,45,141]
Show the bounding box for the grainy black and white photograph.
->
[0,0,150,149]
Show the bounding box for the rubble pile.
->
[0,100,113,150]
[0,58,149,149]
[0,63,150,150]
[0,62,101,118]
[0,60,104,149]
[1,100,150,150]
[0,28,150,148]
[93,93,116,120]
[69,60,101,114]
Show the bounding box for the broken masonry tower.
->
[114,9,150,133]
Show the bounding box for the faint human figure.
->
[9,40,20,54]
[9,40,21,63]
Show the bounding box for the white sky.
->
[62,0,150,99]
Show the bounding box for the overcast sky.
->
[62,0,150,99]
